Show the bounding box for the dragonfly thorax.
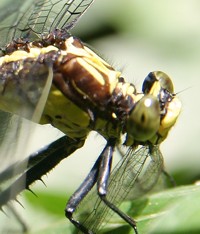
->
[0,32,181,146]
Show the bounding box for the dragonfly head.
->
[125,71,181,146]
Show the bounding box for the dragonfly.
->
[0,0,181,233]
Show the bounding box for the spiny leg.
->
[65,140,116,234]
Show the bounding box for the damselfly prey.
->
[0,0,181,233]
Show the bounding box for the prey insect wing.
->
[73,146,164,233]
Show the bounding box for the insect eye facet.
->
[126,95,160,142]
[142,71,174,94]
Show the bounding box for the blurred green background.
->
[2,0,200,233]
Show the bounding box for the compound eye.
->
[142,71,174,94]
[142,72,157,94]
[157,71,174,93]
[126,95,160,142]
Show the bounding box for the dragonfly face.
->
[126,71,181,145]
[0,0,181,233]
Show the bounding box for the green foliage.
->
[23,184,200,233]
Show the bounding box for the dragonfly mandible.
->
[0,0,181,233]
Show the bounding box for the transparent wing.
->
[0,60,54,231]
[74,146,164,233]
[123,146,165,200]
[0,0,94,47]
[0,58,53,184]
[0,61,53,122]
[0,114,67,233]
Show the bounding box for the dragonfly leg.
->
[100,196,138,234]
[97,140,139,234]
[65,149,102,233]
[162,169,176,187]
[65,140,116,233]
[97,139,115,196]
[0,136,84,208]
